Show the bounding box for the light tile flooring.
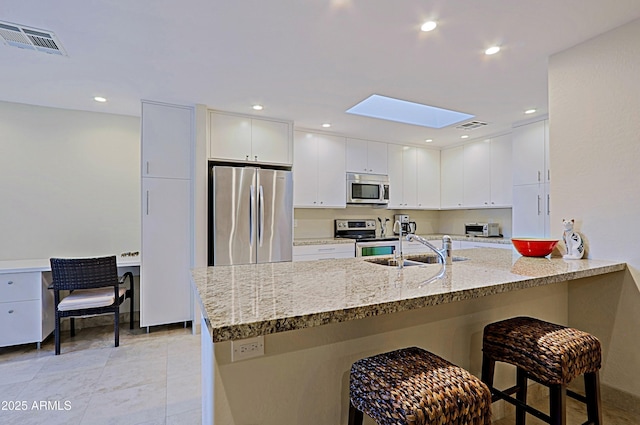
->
[1,323,639,425]
[0,323,201,425]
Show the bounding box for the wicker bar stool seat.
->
[481,316,602,425]
[349,346,492,425]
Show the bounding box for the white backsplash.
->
[293,207,511,239]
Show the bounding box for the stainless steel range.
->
[334,219,399,257]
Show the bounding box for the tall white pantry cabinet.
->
[140,101,193,328]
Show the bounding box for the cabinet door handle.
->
[538,170,541,182]
[8,310,14,314]
[537,195,541,215]
[146,161,150,175]
[246,155,249,160]
[146,190,150,215]
[547,194,550,215]
[254,155,258,161]
[547,169,550,181]
[7,280,13,285]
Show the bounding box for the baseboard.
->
[601,382,640,417]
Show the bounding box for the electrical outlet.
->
[293,219,298,228]
[231,335,264,362]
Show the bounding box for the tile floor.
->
[0,323,201,425]
[1,323,638,425]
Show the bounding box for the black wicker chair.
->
[50,256,134,355]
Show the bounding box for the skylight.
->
[346,94,474,129]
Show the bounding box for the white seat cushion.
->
[58,287,126,311]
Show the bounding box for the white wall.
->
[0,101,140,260]
[549,18,640,407]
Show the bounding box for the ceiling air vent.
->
[456,120,488,131]
[0,21,67,56]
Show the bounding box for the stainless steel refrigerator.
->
[208,165,293,266]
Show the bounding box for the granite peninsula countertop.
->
[191,249,625,343]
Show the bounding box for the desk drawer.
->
[0,272,41,302]
[0,300,40,347]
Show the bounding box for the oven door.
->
[356,240,399,257]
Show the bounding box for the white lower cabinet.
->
[293,244,354,261]
[458,241,512,250]
[0,271,54,347]
[141,177,192,327]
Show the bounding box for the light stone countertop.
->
[191,249,625,343]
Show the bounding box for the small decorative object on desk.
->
[562,219,584,259]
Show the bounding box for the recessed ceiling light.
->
[252,104,263,111]
[346,94,474,129]
[461,135,469,139]
[420,21,437,32]
[525,109,536,114]
[322,123,331,128]
[485,46,501,55]
[94,96,107,103]
[425,139,433,143]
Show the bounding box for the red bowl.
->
[511,238,559,257]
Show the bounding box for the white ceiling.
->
[2,1,640,148]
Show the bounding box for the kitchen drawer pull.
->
[318,247,336,252]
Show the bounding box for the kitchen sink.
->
[365,255,469,267]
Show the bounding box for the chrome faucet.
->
[393,220,404,267]
[406,234,453,265]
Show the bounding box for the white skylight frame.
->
[346,94,474,129]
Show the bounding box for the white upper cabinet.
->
[440,146,464,208]
[142,101,193,179]
[512,120,548,185]
[209,111,292,165]
[416,147,441,209]
[388,144,417,208]
[346,138,388,174]
[293,131,346,208]
[442,135,512,209]
[463,140,491,207]
[489,133,513,206]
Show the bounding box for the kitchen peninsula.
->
[191,248,625,424]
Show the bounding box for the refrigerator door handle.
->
[258,185,265,247]
[249,184,255,245]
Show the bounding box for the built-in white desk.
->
[0,255,140,348]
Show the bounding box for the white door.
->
[345,138,369,173]
[316,134,346,208]
[512,184,544,237]
[463,140,491,207]
[416,147,440,208]
[402,147,417,208]
[209,112,252,161]
[490,134,513,206]
[293,131,319,207]
[440,146,464,208]
[142,102,192,179]
[141,177,192,327]
[367,140,388,174]
[251,118,291,164]
[387,144,404,208]
[512,120,545,185]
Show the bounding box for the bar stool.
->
[481,316,602,425]
[348,346,492,425]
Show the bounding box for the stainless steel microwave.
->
[346,173,389,205]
